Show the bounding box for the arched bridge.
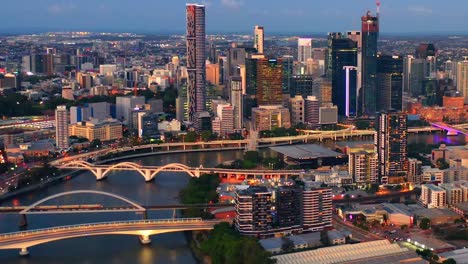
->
[0,218,222,256]
[57,161,304,182]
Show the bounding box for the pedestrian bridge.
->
[57,160,304,182]
[0,218,222,256]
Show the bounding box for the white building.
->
[289,95,305,126]
[348,150,378,184]
[55,105,69,149]
[298,38,312,63]
[420,184,447,209]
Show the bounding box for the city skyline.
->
[1,0,468,34]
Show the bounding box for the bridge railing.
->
[0,218,205,239]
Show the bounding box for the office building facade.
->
[331,38,358,117]
[55,105,69,149]
[254,25,264,54]
[186,4,206,121]
[377,55,403,111]
[361,11,379,116]
[298,38,312,63]
[376,111,408,184]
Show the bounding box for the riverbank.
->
[0,146,246,203]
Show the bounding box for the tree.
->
[383,214,388,225]
[419,218,431,230]
[90,139,102,149]
[442,258,457,264]
[320,230,329,246]
[201,130,212,142]
[436,158,450,170]
[201,223,275,264]
[244,151,260,164]
[184,131,197,142]
[401,224,408,230]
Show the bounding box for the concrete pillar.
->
[144,170,152,182]
[172,209,177,219]
[19,214,28,227]
[139,235,151,245]
[95,168,106,181]
[19,248,29,256]
[194,169,200,178]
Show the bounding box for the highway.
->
[332,215,382,242]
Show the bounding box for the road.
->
[332,215,382,242]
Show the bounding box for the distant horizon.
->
[1,0,468,36]
[2,27,468,38]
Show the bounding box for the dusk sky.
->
[1,0,467,34]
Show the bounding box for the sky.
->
[1,0,467,34]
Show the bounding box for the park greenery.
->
[179,173,220,218]
[199,222,276,264]
[217,151,285,170]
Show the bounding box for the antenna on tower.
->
[376,0,381,18]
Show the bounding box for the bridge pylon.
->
[139,235,151,245]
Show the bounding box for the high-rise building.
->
[235,186,273,236]
[304,96,320,127]
[408,158,422,184]
[377,55,403,111]
[298,38,312,63]
[415,43,437,59]
[420,184,446,209]
[361,11,379,116]
[410,57,436,97]
[230,77,243,130]
[440,183,464,205]
[252,106,291,131]
[206,63,220,85]
[116,96,145,125]
[302,187,333,232]
[326,32,342,78]
[403,55,414,95]
[276,186,302,228]
[457,58,468,104]
[348,150,378,184]
[289,95,305,125]
[331,38,358,117]
[254,25,264,54]
[291,75,314,97]
[193,111,212,134]
[256,58,283,106]
[282,55,294,95]
[347,31,363,95]
[55,105,69,149]
[376,111,408,184]
[216,104,235,136]
[186,4,206,121]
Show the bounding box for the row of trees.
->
[179,173,220,218]
[200,222,276,264]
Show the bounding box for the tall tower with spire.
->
[360,4,379,116]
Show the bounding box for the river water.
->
[0,133,465,264]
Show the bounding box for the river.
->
[0,133,465,263]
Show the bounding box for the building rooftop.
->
[453,202,468,212]
[439,248,468,264]
[422,184,445,192]
[381,203,413,216]
[273,240,422,264]
[271,144,343,160]
[259,237,283,251]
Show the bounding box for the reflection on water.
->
[0,150,244,264]
[0,134,464,263]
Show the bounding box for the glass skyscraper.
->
[331,38,358,117]
[361,11,379,116]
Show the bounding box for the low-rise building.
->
[327,230,352,245]
[69,119,122,141]
[420,184,447,208]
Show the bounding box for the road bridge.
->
[0,218,222,256]
[57,161,305,182]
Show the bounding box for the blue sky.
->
[1,0,467,34]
